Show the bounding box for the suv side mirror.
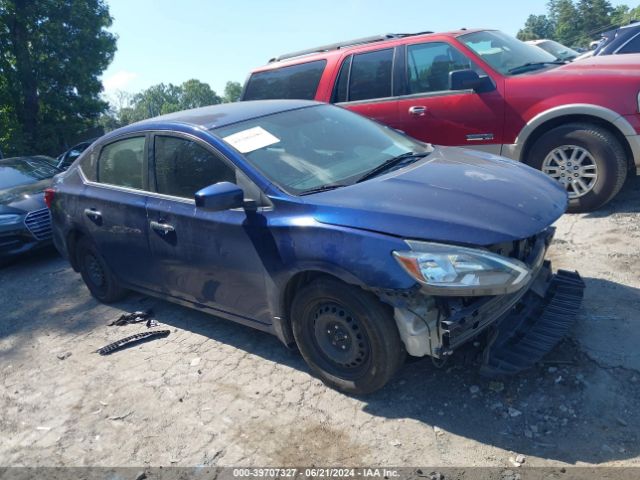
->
[449,69,494,93]
[195,182,244,211]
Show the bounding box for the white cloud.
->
[102,70,139,94]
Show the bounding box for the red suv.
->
[242,29,640,212]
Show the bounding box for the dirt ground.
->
[1,177,639,469]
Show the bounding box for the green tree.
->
[181,79,221,109]
[517,14,556,40]
[104,79,224,129]
[223,81,243,103]
[611,4,640,25]
[548,0,583,46]
[0,0,116,156]
[578,0,614,42]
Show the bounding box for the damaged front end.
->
[379,228,585,376]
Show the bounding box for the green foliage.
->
[0,0,117,156]
[223,81,243,103]
[101,79,227,131]
[520,0,640,48]
[517,14,555,40]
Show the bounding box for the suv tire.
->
[527,123,628,213]
[291,276,406,394]
[77,237,127,303]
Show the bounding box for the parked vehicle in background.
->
[0,156,59,263]
[56,138,97,170]
[48,100,584,394]
[592,22,640,56]
[526,39,580,61]
[243,29,640,213]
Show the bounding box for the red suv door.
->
[395,40,505,151]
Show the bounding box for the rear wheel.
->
[291,276,405,394]
[76,237,127,303]
[527,123,628,213]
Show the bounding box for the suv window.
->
[243,60,326,101]
[619,32,640,54]
[154,136,236,199]
[407,42,480,93]
[98,137,145,189]
[348,49,394,102]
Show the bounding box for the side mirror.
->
[449,69,494,93]
[195,182,244,211]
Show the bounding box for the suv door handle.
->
[408,106,427,116]
[150,220,175,235]
[84,208,102,222]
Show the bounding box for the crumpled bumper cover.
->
[479,267,585,376]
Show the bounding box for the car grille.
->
[24,208,52,240]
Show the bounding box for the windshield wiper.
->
[298,183,349,196]
[355,151,429,184]
[508,61,565,75]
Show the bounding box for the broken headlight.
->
[393,240,531,296]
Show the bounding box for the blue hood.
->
[308,147,568,246]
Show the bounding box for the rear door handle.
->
[408,106,427,116]
[150,220,175,235]
[84,208,102,222]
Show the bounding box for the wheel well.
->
[520,114,635,171]
[280,271,351,344]
[66,229,85,272]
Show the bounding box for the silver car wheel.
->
[542,145,598,199]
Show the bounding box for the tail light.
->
[44,188,55,209]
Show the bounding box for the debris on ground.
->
[96,330,170,355]
[108,309,157,328]
[56,352,72,360]
[488,381,504,393]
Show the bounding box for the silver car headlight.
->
[393,240,531,296]
[0,214,22,226]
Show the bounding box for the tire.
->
[76,237,127,303]
[291,276,406,395]
[526,123,628,213]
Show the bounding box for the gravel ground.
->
[1,177,639,468]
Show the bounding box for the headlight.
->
[0,214,22,226]
[393,240,531,296]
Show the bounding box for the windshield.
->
[0,157,59,190]
[538,40,580,60]
[213,105,431,195]
[460,30,558,75]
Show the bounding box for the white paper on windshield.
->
[223,126,280,153]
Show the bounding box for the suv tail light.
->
[44,188,55,209]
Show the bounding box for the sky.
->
[100,0,631,99]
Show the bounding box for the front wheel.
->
[527,123,628,213]
[291,277,406,395]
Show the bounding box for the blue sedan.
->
[48,100,584,394]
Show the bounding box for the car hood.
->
[0,179,50,213]
[307,147,568,246]
[548,53,640,74]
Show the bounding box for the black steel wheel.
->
[291,276,405,394]
[77,237,127,303]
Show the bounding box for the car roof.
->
[255,29,487,70]
[134,99,318,130]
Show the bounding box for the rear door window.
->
[243,60,326,100]
[153,136,236,199]
[618,32,640,53]
[347,49,394,102]
[97,137,145,189]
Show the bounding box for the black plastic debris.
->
[96,330,170,356]
[108,309,156,327]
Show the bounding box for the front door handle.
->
[150,220,175,235]
[408,106,427,116]
[84,208,102,223]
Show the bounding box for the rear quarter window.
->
[242,60,326,100]
[78,147,98,182]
